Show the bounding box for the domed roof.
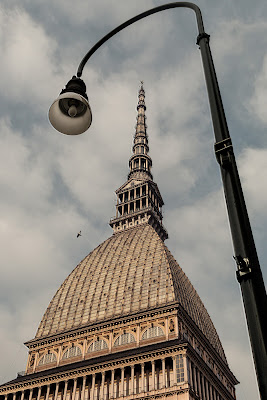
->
[36,223,226,362]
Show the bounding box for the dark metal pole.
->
[73,3,267,397]
[198,34,267,399]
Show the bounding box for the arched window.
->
[38,352,57,366]
[114,332,135,347]
[62,345,82,360]
[87,339,108,353]
[141,326,164,340]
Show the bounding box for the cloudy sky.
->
[0,1,266,398]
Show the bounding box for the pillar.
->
[81,377,86,400]
[172,356,177,385]
[63,382,68,400]
[21,392,25,400]
[162,359,166,388]
[45,385,50,400]
[54,384,59,400]
[141,363,145,393]
[183,354,188,383]
[110,370,115,399]
[120,368,124,397]
[91,375,95,400]
[37,387,42,400]
[151,361,155,391]
[29,389,33,400]
[131,366,135,395]
[12,393,16,400]
[100,373,105,400]
[72,380,77,400]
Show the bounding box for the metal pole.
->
[198,33,267,399]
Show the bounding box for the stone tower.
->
[0,85,238,400]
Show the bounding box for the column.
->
[205,378,210,400]
[81,377,86,400]
[37,387,42,400]
[151,361,155,391]
[172,356,177,385]
[193,365,198,394]
[45,385,50,400]
[4,395,7,400]
[141,363,145,393]
[29,390,33,400]
[197,370,202,398]
[120,368,124,397]
[162,359,166,389]
[183,355,188,383]
[131,366,135,395]
[100,373,105,400]
[21,392,25,400]
[63,382,68,400]
[110,370,115,399]
[91,375,95,400]
[54,383,59,400]
[13,393,16,400]
[72,380,77,400]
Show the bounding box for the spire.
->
[128,82,152,180]
[110,84,168,241]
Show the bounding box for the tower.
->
[0,85,238,400]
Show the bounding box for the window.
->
[62,345,82,360]
[114,332,135,347]
[38,352,56,366]
[87,339,108,353]
[141,326,164,340]
[176,354,185,383]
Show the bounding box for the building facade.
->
[0,85,238,400]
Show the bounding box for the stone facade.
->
[0,85,238,400]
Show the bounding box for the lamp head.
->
[49,76,92,135]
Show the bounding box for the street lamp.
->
[48,3,267,399]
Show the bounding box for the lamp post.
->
[49,3,267,398]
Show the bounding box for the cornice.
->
[0,339,187,393]
[25,303,179,350]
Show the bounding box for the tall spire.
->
[128,82,152,180]
[110,84,168,241]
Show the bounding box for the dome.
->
[36,223,226,362]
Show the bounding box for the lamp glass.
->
[49,92,92,135]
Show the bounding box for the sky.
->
[0,1,266,399]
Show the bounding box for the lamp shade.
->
[49,92,92,135]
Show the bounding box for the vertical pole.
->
[198,32,267,400]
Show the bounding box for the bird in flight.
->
[77,231,82,238]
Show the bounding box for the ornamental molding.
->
[0,342,187,394]
[25,304,179,350]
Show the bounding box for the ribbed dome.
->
[36,224,226,362]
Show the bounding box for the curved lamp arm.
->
[77,2,205,77]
